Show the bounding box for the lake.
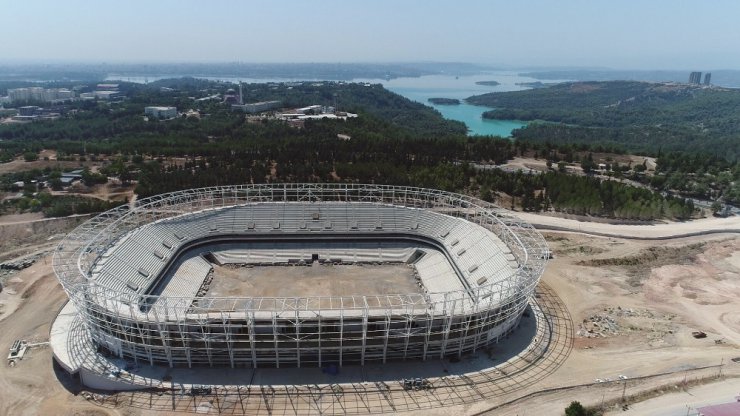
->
[358,72,539,137]
[107,70,565,137]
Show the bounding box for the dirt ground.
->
[543,232,739,352]
[0,150,98,175]
[0,254,116,415]
[494,232,740,415]
[0,213,737,415]
[499,154,656,176]
[0,214,91,262]
[207,263,420,298]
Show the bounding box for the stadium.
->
[51,183,548,370]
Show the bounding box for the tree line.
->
[0,79,696,219]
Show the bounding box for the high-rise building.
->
[703,73,712,85]
[8,87,75,102]
[688,71,702,84]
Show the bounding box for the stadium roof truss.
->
[52,184,549,368]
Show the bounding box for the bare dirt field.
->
[0,151,98,175]
[0,213,92,262]
[484,232,740,415]
[498,154,656,176]
[50,181,135,202]
[0,212,737,415]
[0,254,111,416]
[207,263,420,298]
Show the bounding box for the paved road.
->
[609,378,740,416]
[512,212,740,240]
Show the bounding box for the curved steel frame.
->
[52,184,549,368]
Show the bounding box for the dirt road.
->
[515,212,740,239]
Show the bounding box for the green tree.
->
[564,401,589,416]
[711,200,723,215]
[580,153,595,174]
[480,186,493,203]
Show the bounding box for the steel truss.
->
[52,184,549,368]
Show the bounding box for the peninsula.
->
[428,97,460,105]
[475,80,500,86]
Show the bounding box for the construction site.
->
[0,187,738,415]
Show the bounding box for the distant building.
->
[79,90,121,100]
[10,106,61,122]
[145,106,178,120]
[195,94,220,102]
[295,105,323,115]
[8,87,42,102]
[18,106,41,116]
[703,72,712,85]
[222,88,239,104]
[286,119,305,129]
[96,84,119,91]
[7,87,74,103]
[60,170,84,186]
[232,101,281,114]
[689,71,703,84]
[279,111,358,121]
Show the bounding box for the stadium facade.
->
[52,184,548,369]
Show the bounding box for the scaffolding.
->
[52,184,549,369]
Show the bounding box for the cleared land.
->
[206,263,421,298]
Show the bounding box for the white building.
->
[295,105,323,114]
[145,106,178,120]
[7,87,75,103]
[79,91,120,100]
[232,100,281,114]
[279,112,358,121]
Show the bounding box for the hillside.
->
[467,81,740,159]
[0,79,699,219]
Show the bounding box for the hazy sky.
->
[3,0,739,69]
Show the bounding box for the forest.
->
[466,80,740,205]
[0,78,698,220]
[467,81,740,159]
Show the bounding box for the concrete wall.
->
[80,368,153,391]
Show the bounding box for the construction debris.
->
[0,252,48,288]
[576,306,676,339]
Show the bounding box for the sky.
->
[2,0,740,69]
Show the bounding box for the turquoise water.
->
[107,71,564,137]
[354,72,557,137]
[432,103,528,137]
